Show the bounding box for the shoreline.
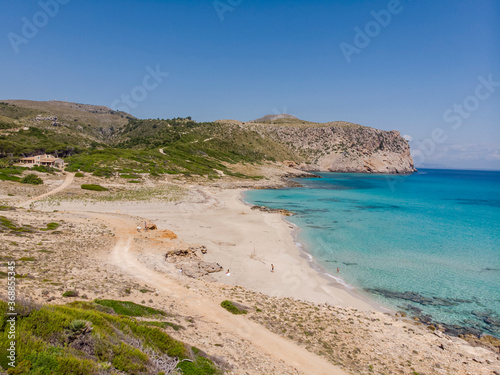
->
[240,190,391,314]
[32,177,498,338]
[36,185,383,312]
[241,175,500,340]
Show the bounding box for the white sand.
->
[41,186,384,311]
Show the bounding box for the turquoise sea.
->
[244,169,500,337]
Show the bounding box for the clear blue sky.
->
[1,0,499,169]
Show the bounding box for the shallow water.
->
[245,169,500,337]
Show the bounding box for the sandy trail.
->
[90,212,349,375]
[22,172,75,208]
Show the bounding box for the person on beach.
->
[337,267,340,273]
[226,269,230,276]
[144,221,148,231]
[271,264,274,272]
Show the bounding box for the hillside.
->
[242,114,415,173]
[244,117,415,173]
[0,101,415,177]
[0,299,223,374]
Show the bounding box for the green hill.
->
[0,100,415,176]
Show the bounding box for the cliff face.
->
[247,120,416,174]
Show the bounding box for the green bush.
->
[0,167,24,182]
[140,320,184,331]
[74,172,84,177]
[45,222,60,230]
[92,167,114,178]
[62,290,79,297]
[112,342,149,374]
[177,356,218,375]
[220,300,247,315]
[21,173,43,185]
[32,165,56,174]
[67,319,86,333]
[94,299,166,317]
[120,173,141,179]
[81,184,108,191]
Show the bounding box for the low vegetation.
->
[0,299,222,374]
[62,290,79,297]
[20,174,43,185]
[81,184,108,192]
[94,299,166,317]
[45,222,60,230]
[32,165,58,174]
[0,167,24,182]
[0,216,32,233]
[140,321,185,332]
[220,300,247,315]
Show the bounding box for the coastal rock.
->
[165,244,208,261]
[250,205,294,216]
[181,261,223,279]
[245,120,416,174]
[165,248,197,261]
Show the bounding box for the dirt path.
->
[90,212,349,375]
[22,172,75,208]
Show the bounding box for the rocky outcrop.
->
[246,119,416,174]
[165,245,222,280]
[250,205,294,216]
[180,261,223,279]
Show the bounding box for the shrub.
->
[220,300,247,315]
[120,173,140,179]
[94,299,166,317]
[81,184,108,191]
[46,222,60,230]
[32,165,56,174]
[67,319,87,333]
[177,356,218,375]
[74,172,84,177]
[62,290,79,297]
[92,168,114,178]
[140,321,184,331]
[112,342,149,374]
[0,167,23,182]
[21,173,43,185]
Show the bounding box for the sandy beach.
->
[36,184,381,312]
